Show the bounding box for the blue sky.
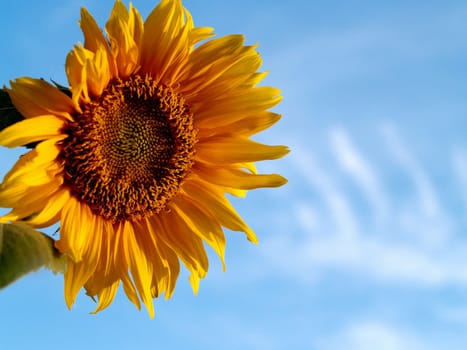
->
[1,0,467,349]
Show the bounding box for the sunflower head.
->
[0,0,288,318]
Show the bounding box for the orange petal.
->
[141,217,180,299]
[79,7,117,76]
[25,189,70,228]
[0,115,65,148]
[182,179,258,243]
[119,221,155,318]
[158,210,208,292]
[172,195,226,270]
[105,0,140,78]
[8,78,76,120]
[198,112,282,138]
[196,136,289,164]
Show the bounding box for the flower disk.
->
[0,0,289,318]
[61,75,197,222]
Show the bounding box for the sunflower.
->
[0,0,288,317]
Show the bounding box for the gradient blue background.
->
[2,1,467,349]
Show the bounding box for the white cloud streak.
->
[319,321,430,350]
[259,124,467,288]
[452,148,467,218]
[382,124,442,219]
[382,124,454,247]
[330,126,389,222]
[292,147,359,241]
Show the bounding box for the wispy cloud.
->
[452,148,467,218]
[316,321,431,350]
[330,126,389,222]
[382,124,454,246]
[257,123,467,287]
[382,124,442,218]
[292,146,359,241]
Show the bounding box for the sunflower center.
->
[61,75,197,222]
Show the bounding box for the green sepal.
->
[0,223,66,289]
[0,89,24,133]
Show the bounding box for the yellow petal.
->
[188,273,200,295]
[79,7,117,76]
[196,136,290,164]
[179,39,262,99]
[3,161,60,188]
[63,260,92,309]
[2,137,63,186]
[198,112,282,138]
[85,46,112,97]
[140,0,190,81]
[155,16,192,84]
[105,0,139,78]
[182,180,257,243]
[120,270,142,311]
[0,115,65,148]
[179,35,245,83]
[1,148,36,184]
[158,210,208,289]
[129,4,144,49]
[193,86,282,126]
[112,222,142,311]
[90,280,120,314]
[131,221,163,299]
[66,45,92,104]
[64,238,103,311]
[0,176,62,210]
[84,219,121,300]
[80,7,107,52]
[66,44,112,103]
[188,26,215,47]
[25,189,70,228]
[172,195,226,271]
[8,78,76,120]
[195,162,288,190]
[61,202,103,308]
[142,217,180,299]
[56,198,92,262]
[0,184,58,224]
[119,221,154,318]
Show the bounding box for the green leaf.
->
[0,223,66,288]
[0,89,24,133]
